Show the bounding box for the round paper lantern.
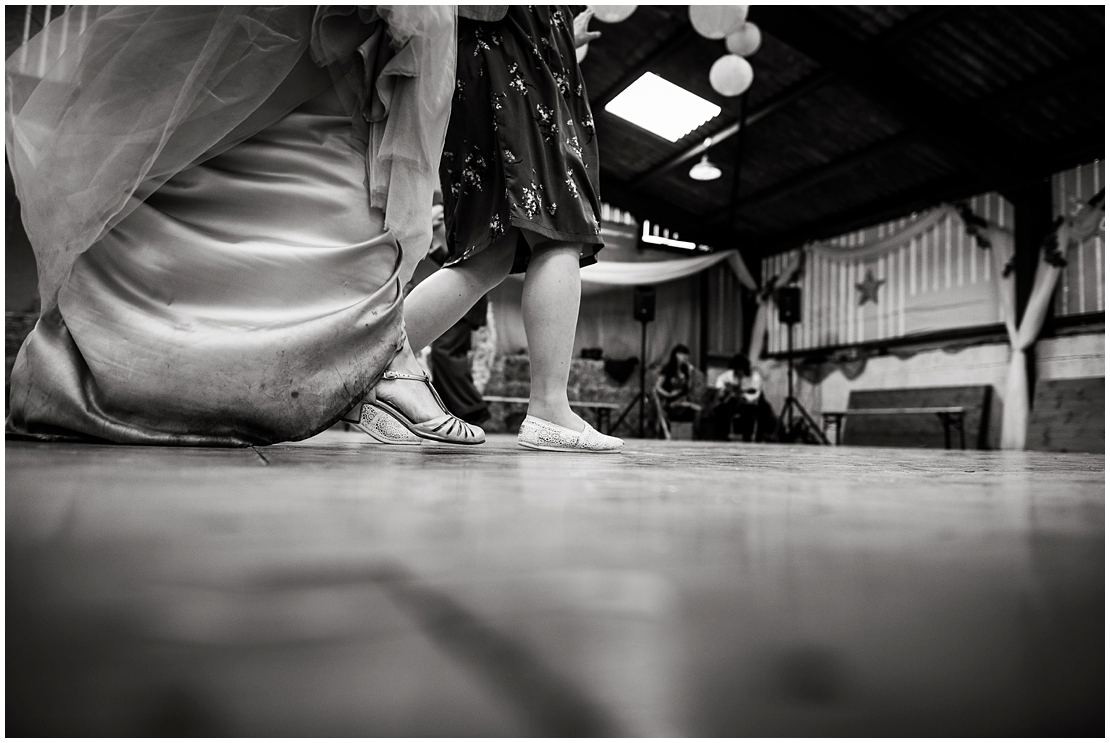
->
[589,5,637,23]
[689,5,748,40]
[725,22,762,57]
[709,54,753,97]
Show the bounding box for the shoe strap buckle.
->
[381,370,429,382]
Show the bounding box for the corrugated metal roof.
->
[894,6,1103,101]
[812,5,923,42]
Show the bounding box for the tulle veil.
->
[6,5,457,313]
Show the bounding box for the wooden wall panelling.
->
[1027,377,1104,453]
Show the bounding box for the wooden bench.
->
[824,385,994,450]
[1027,377,1104,453]
[483,395,621,434]
[823,407,966,448]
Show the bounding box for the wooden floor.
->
[6,432,1104,736]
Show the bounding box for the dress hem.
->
[509,216,604,248]
[443,218,604,272]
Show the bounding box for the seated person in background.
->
[710,354,778,441]
[654,344,702,422]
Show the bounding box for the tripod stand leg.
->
[610,394,641,436]
[777,397,831,445]
[792,398,831,445]
[773,321,831,445]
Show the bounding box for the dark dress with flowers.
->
[441,5,603,273]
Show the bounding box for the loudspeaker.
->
[775,286,801,325]
[633,285,656,322]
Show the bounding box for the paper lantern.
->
[709,54,753,97]
[689,5,748,40]
[725,22,762,56]
[589,5,638,23]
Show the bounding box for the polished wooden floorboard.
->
[6,433,1104,736]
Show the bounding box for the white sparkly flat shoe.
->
[517,414,624,453]
[373,371,486,445]
[341,401,422,445]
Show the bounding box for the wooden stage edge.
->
[6,432,1105,737]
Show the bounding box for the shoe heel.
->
[354,402,421,445]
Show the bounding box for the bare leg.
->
[404,232,517,353]
[522,243,587,432]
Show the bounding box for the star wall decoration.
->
[856,269,885,306]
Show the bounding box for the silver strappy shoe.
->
[372,371,486,445]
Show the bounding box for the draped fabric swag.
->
[507,248,756,296]
[983,197,1104,449]
[806,205,961,263]
[760,202,1006,356]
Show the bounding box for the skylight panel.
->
[604,72,721,143]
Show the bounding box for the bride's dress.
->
[6,7,455,445]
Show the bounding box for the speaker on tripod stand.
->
[610,286,656,438]
[633,285,655,323]
[774,286,801,325]
[774,286,829,445]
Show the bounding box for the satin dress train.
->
[7,7,456,445]
[9,86,406,445]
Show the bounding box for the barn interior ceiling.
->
[579,5,1105,261]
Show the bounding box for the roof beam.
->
[755,6,1029,198]
[589,24,699,111]
[706,130,918,225]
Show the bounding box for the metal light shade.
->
[689,154,722,181]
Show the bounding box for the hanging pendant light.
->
[689,154,722,181]
[689,139,722,181]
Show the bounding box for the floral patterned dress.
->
[441,5,603,273]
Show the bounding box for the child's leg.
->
[521,242,586,432]
[403,232,517,353]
